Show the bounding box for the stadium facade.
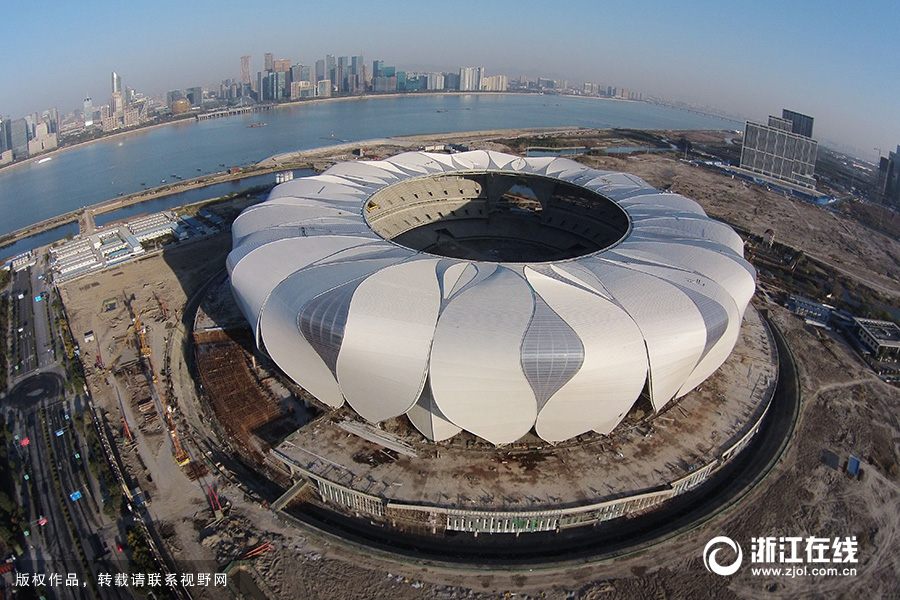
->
[228,150,756,445]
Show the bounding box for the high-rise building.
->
[373,76,397,93]
[459,67,483,91]
[875,146,900,207]
[264,52,274,71]
[782,109,814,138]
[111,71,122,95]
[166,90,184,107]
[480,74,508,92]
[316,79,332,98]
[9,118,29,160]
[289,64,311,84]
[186,87,203,107]
[262,72,287,101]
[372,60,384,79]
[83,97,94,126]
[111,92,125,116]
[290,80,314,100]
[337,56,350,92]
[0,117,10,153]
[739,110,818,189]
[273,58,291,73]
[326,54,336,84]
[240,55,251,84]
[444,72,460,91]
[426,72,445,91]
[315,59,326,82]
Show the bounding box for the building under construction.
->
[193,328,286,464]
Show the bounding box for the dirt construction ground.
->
[55,134,899,599]
[576,152,900,299]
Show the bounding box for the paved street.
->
[4,258,130,598]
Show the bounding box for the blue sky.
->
[2,0,898,157]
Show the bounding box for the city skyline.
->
[2,0,898,158]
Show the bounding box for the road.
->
[10,267,38,377]
[6,374,128,599]
[3,257,130,598]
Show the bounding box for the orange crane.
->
[125,293,189,467]
[134,311,152,359]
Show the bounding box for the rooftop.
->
[272,306,777,512]
[855,317,900,346]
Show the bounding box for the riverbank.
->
[0,91,653,176]
[0,115,197,175]
[0,126,585,254]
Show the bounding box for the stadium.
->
[228,150,757,445]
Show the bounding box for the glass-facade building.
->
[740,119,818,189]
[782,109,815,138]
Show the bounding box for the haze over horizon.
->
[3,0,897,158]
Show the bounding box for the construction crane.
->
[123,293,151,359]
[114,386,134,443]
[124,293,190,467]
[153,291,169,320]
[169,413,190,466]
[134,311,152,359]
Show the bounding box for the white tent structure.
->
[228,150,755,445]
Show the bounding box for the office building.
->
[289,64,311,84]
[739,109,818,189]
[273,58,291,73]
[316,79,332,97]
[0,118,9,153]
[240,55,251,84]
[264,52,274,71]
[264,71,287,100]
[186,87,203,107]
[111,71,122,95]
[373,76,397,93]
[326,54,336,84]
[782,109,814,138]
[166,90,184,107]
[372,60,384,79]
[290,80,314,100]
[27,121,58,155]
[83,97,94,126]
[444,72,460,91]
[9,118,29,160]
[336,56,350,92]
[315,59,326,82]
[876,146,900,207]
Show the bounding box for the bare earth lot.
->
[579,152,900,299]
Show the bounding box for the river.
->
[0,93,739,239]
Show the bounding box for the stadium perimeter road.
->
[275,313,800,571]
